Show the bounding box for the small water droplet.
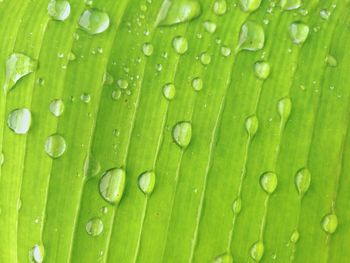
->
[80,93,91,103]
[156,0,201,26]
[213,0,227,15]
[203,20,217,33]
[172,121,192,148]
[277,97,292,121]
[254,61,270,80]
[29,244,44,263]
[325,54,337,67]
[112,90,122,100]
[200,52,211,65]
[47,0,71,21]
[322,213,338,234]
[213,253,233,263]
[86,217,103,236]
[45,134,67,158]
[239,0,262,12]
[238,21,265,51]
[245,115,259,137]
[68,51,76,61]
[289,22,309,45]
[250,241,264,262]
[138,171,156,195]
[117,79,129,89]
[78,9,110,35]
[260,172,278,194]
[232,197,242,214]
[290,230,299,243]
[192,77,203,91]
[7,108,31,134]
[172,36,188,54]
[99,168,126,204]
[84,154,101,177]
[295,168,311,196]
[4,53,37,94]
[103,72,114,85]
[49,99,64,117]
[220,46,231,57]
[280,0,301,10]
[142,42,154,56]
[163,83,176,100]
[320,9,330,20]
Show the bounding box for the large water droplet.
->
[84,154,101,177]
[172,121,192,148]
[86,217,103,237]
[289,22,309,45]
[142,42,154,56]
[277,97,292,121]
[172,36,188,55]
[78,9,110,35]
[49,99,64,117]
[213,0,227,15]
[45,134,67,158]
[163,83,176,100]
[238,21,265,51]
[47,0,71,21]
[254,61,270,80]
[7,108,31,134]
[245,115,258,137]
[213,253,233,263]
[260,172,278,194]
[4,53,37,94]
[138,171,156,195]
[99,168,126,204]
[239,0,262,12]
[29,244,44,263]
[250,241,264,262]
[280,0,301,10]
[295,168,311,196]
[322,213,338,234]
[156,0,201,26]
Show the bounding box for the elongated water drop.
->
[295,168,311,196]
[245,115,258,137]
[277,97,292,122]
[213,0,227,15]
[4,53,37,94]
[0,153,4,166]
[49,99,64,117]
[138,171,156,195]
[290,230,300,243]
[238,21,265,51]
[29,244,44,263]
[281,0,301,10]
[250,241,264,262]
[142,42,154,56]
[173,121,192,148]
[79,9,110,35]
[192,77,203,91]
[84,154,101,177]
[239,0,262,12]
[99,168,126,204]
[322,213,338,234]
[172,36,188,54]
[232,197,242,214]
[260,172,278,194]
[254,61,270,80]
[213,253,233,263]
[45,134,66,158]
[163,83,176,100]
[86,217,103,237]
[156,0,201,26]
[289,22,309,45]
[48,0,70,21]
[7,108,31,134]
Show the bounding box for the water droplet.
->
[86,217,103,236]
[250,241,264,262]
[295,168,311,196]
[45,134,67,158]
[192,77,203,91]
[322,213,338,234]
[172,121,192,148]
[289,22,309,45]
[80,93,91,103]
[220,46,231,57]
[280,0,301,10]
[7,108,31,134]
[138,171,156,195]
[0,153,4,166]
[260,172,278,194]
[254,61,270,80]
[200,52,211,65]
[325,54,337,67]
[232,197,242,214]
[213,253,233,263]
[103,72,114,85]
[156,0,201,26]
[290,230,299,243]
[4,53,37,94]
[172,36,188,55]
[245,115,258,137]
[99,168,126,204]
[239,0,262,12]
[29,244,44,263]
[112,90,122,100]
[142,42,154,56]
[320,9,330,20]
[277,97,292,121]
[47,0,70,21]
[84,154,101,177]
[78,9,110,35]
[238,21,265,51]
[117,79,129,89]
[163,83,176,100]
[213,0,227,15]
[49,99,64,117]
[203,20,217,33]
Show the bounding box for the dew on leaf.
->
[280,0,301,10]
[250,241,264,262]
[321,213,338,234]
[254,61,270,80]
[47,0,71,21]
[277,97,292,121]
[289,22,309,45]
[203,20,217,33]
[245,115,259,137]
[7,108,31,134]
[0,153,4,166]
[232,197,242,214]
[112,90,122,100]
[172,121,192,148]
[163,83,176,100]
[200,52,211,65]
[45,134,67,158]
[325,54,337,67]
[78,9,110,35]
[295,168,311,196]
[138,171,156,195]
[80,93,91,103]
[260,172,278,194]
[220,46,231,57]
[49,99,64,117]
[192,77,203,91]
[213,253,233,263]
[239,0,262,12]
[117,79,129,89]
[290,230,300,243]
[172,36,188,55]
[238,21,265,51]
[142,42,154,56]
[213,0,227,15]
[99,168,126,204]
[320,9,330,20]
[86,217,103,237]
[103,72,114,85]
[29,244,44,263]
[83,154,101,177]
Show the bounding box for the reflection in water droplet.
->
[254,61,270,80]
[172,36,188,55]
[281,0,301,10]
[289,22,309,45]
[142,42,154,56]
[138,171,156,195]
[7,108,31,134]
[86,217,104,237]
[49,99,64,117]
[213,0,227,15]
[45,134,67,158]
[163,83,176,100]
[173,121,192,148]
[245,115,258,137]
[250,241,264,262]
[213,252,233,263]
[192,77,203,91]
[238,21,265,51]
[295,168,311,196]
[78,9,110,35]
[99,168,126,204]
[260,172,278,194]
[239,0,262,12]
[48,0,71,21]
[322,213,338,234]
[29,244,44,263]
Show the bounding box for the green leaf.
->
[0,0,349,262]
